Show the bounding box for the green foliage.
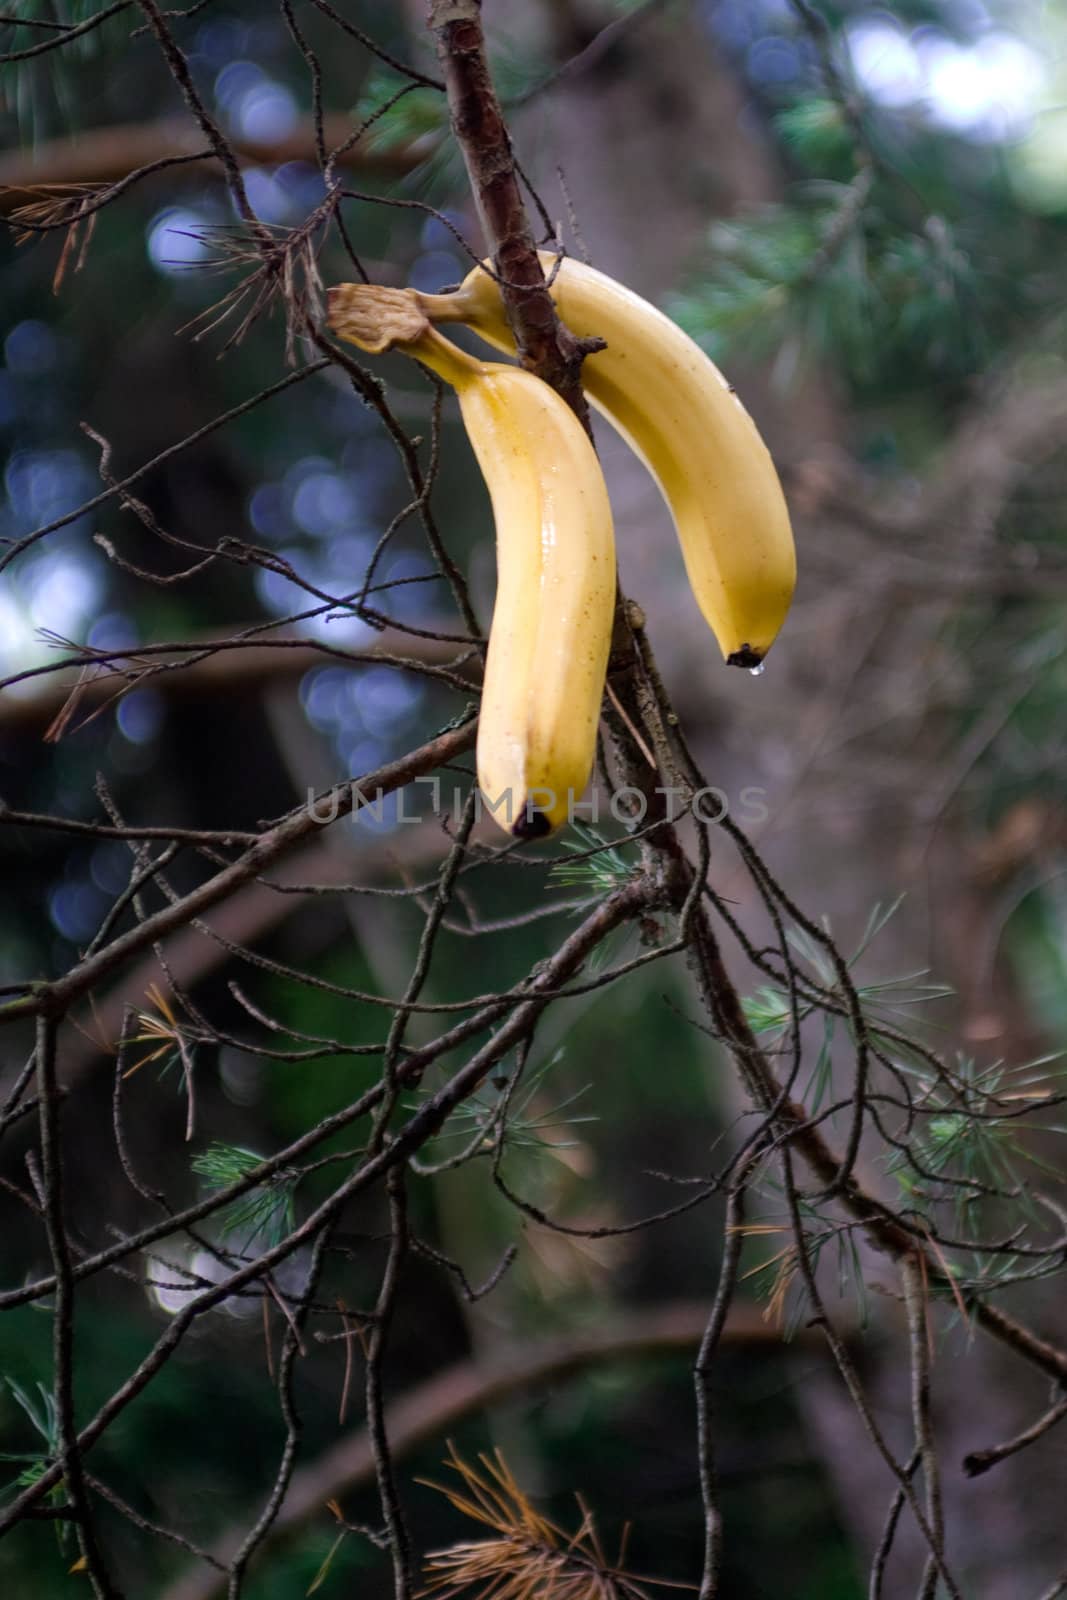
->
[352,41,548,205]
[547,824,638,900]
[543,825,643,977]
[669,193,986,393]
[352,69,446,155]
[887,1049,1067,1237]
[305,1524,348,1595]
[774,98,854,175]
[1009,890,1067,1040]
[2,3,131,145]
[488,39,552,105]
[743,898,953,1113]
[3,0,113,33]
[349,67,463,206]
[0,1377,58,1495]
[742,900,1066,1317]
[0,1378,72,1560]
[191,1143,298,1251]
[413,1049,597,1170]
[740,1193,871,1337]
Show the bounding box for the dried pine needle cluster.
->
[420,1446,691,1600]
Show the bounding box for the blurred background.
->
[2,1,1066,1595]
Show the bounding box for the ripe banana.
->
[416,253,796,667]
[327,284,615,838]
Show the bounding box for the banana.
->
[415,253,796,667]
[327,284,615,838]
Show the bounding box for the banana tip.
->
[512,811,554,842]
[726,644,764,670]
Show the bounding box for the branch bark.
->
[428,0,596,416]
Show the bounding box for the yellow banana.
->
[327,285,615,838]
[416,253,796,667]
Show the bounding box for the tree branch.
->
[0,720,477,1021]
[159,1299,804,1600]
[45,825,452,1093]
[682,895,1067,1387]
[427,0,596,416]
[0,624,473,734]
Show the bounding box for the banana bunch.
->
[327,256,795,838]
[416,253,796,670]
[327,284,615,839]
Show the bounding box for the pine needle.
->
[419,1444,694,1599]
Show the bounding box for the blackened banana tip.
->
[727,644,763,669]
[512,811,553,841]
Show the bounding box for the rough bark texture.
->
[427,0,597,417]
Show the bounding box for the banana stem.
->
[327,284,483,390]
[406,323,484,390]
[412,286,477,326]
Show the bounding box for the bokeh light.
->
[4,320,61,377]
[146,207,213,273]
[844,14,1044,142]
[116,690,164,746]
[215,59,299,144]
